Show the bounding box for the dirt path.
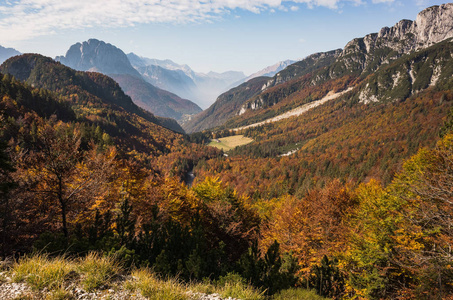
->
[233,87,354,132]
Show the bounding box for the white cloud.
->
[290,6,299,11]
[0,0,365,43]
[371,0,394,3]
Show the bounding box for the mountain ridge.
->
[186,3,453,133]
[128,53,246,109]
[0,53,186,138]
[0,45,21,65]
[56,39,202,121]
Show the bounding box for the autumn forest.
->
[2,6,453,299]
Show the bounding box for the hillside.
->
[56,39,202,121]
[0,54,185,151]
[110,73,202,122]
[194,35,453,193]
[128,53,246,109]
[183,76,270,133]
[190,3,453,133]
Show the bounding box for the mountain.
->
[0,54,186,147]
[127,53,195,76]
[127,53,199,104]
[128,53,246,109]
[0,46,21,64]
[192,3,453,202]
[56,39,140,77]
[189,3,453,133]
[110,73,201,122]
[56,39,202,121]
[183,76,270,133]
[235,60,296,86]
[183,49,340,133]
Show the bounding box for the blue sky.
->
[0,0,448,74]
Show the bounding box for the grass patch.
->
[216,273,264,300]
[12,254,76,291]
[125,269,189,300]
[77,252,121,292]
[191,273,265,300]
[9,254,311,300]
[45,287,75,300]
[11,252,120,294]
[271,288,330,300]
[208,135,254,151]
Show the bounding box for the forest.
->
[1,45,453,300]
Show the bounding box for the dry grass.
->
[77,252,121,292]
[124,269,189,300]
[208,135,254,151]
[191,273,265,300]
[12,254,76,291]
[9,254,317,300]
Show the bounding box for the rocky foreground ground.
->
[0,271,242,300]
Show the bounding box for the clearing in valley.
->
[208,135,254,151]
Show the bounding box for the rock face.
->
[338,3,453,70]
[56,39,140,77]
[415,3,453,46]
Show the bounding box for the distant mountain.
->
[128,53,246,109]
[183,77,270,133]
[56,39,201,121]
[127,53,199,105]
[127,53,194,76]
[136,64,197,104]
[0,46,21,64]
[190,3,453,132]
[234,60,296,87]
[183,50,339,133]
[56,39,140,77]
[110,73,201,122]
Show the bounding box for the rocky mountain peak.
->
[342,3,453,59]
[56,39,140,77]
[415,3,453,46]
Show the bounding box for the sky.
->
[0,0,448,75]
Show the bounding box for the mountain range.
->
[183,3,453,133]
[0,41,294,126]
[127,53,246,109]
[0,45,21,64]
[55,39,202,122]
[0,53,190,157]
[232,59,296,87]
[2,3,453,299]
